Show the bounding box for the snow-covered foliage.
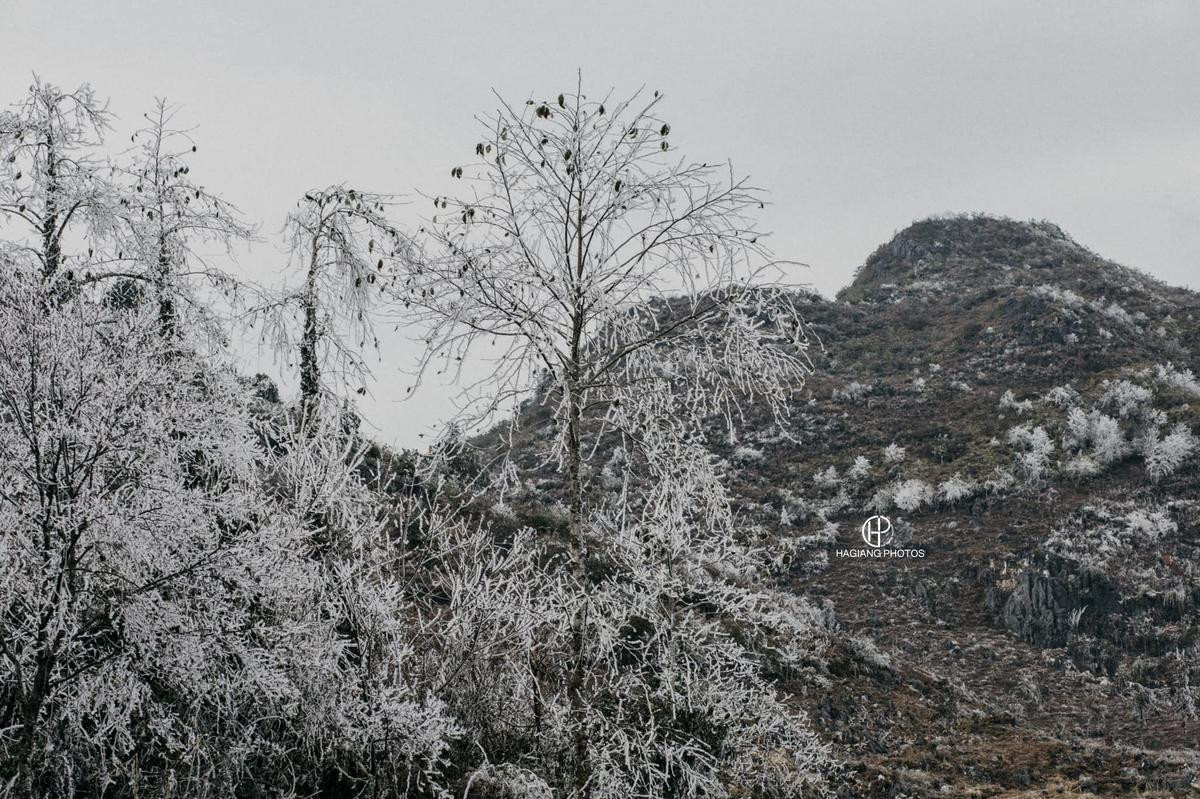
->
[1052,373,1196,481]
[813,465,841,488]
[1043,384,1080,408]
[384,85,836,796]
[891,478,934,512]
[882,443,907,463]
[1007,424,1055,482]
[0,277,454,795]
[1063,407,1128,468]
[733,444,765,463]
[832,380,871,402]
[1045,503,1177,578]
[1140,423,1198,481]
[938,474,979,503]
[1100,378,1153,419]
[1153,362,1200,398]
[999,389,1033,413]
[847,455,872,481]
[1032,283,1085,308]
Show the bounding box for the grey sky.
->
[4,0,1198,448]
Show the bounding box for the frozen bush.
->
[847,455,872,481]
[882,443,907,463]
[813,465,840,489]
[867,485,894,512]
[1000,389,1034,413]
[1064,407,1128,468]
[984,468,1016,493]
[1008,424,1055,481]
[938,474,979,503]
[1045,503,1176,574]
[1032,284,1085,308]
[891,479,933,512]
[1043,384,1080,407]
[1064,455,1102,478]
[732,445,765,464]
[1141,423,1198,480]
[1101,301,1135,327]
[1100,378,1153,418]
[1154,363,1200,398]
[846,635,892,669]
[832,380,871,402]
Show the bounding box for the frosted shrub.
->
[984,468,1016,493]
[1063,407,1128,469]
[1101,301,1135,327]
[813,465,840,488]
[1045,503,1176,574]
[1007,424,1055,482]
[733,445,765,464]
[1154,363,1200,398]
[0,282,455,796]
[891,479,934,512]
[415,434,837,798]
[1140,423,1198,480]
[1032,283,1085,308]
[847,455,872,481]
[867,485,895,512]
[1064,455,1102,478]
[999,389,1033,413]
[1043,384,1080,407]
[938,474,979,503]
[832,380,871,402]
[883,443,907,463]
[1100,379,1153,418]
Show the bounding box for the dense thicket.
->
[0,78,833,797]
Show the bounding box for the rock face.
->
[724,215,1200,796]
[1002,569,1075,648]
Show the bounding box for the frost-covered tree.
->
[1008,424,1055,483]
[1140,422,1197,481]
[405,83,814,545]
[117,100,253,337]
[0,78,115,292]
[0,258,455,799]
[399,83,831,798]
[254,186,409,422]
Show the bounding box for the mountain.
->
[732,215,1200,797]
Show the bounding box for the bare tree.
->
[0,77,114,289]
[118,99,253,337]
[406,83,814,554]
[254,186,409,423]
[402,82,819,797]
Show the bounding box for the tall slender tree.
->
[118,99,253,337]
[402,83,820,796]
[406,83,814,555]
[255,186,408,423]
[0,78,114,290]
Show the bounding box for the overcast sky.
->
[4,0,1198,447]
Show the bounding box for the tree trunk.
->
[156,235,177,338]
[299,239,321,427]
[40,133,60,283]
